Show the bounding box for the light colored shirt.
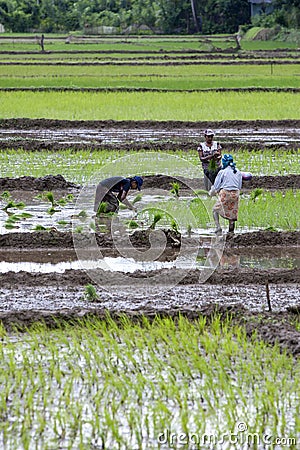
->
[213,166,242,191]
[197,141,222,170]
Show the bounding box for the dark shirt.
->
[94,177,131,211]
[99,176,131,194]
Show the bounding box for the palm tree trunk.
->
[190,0,200,32]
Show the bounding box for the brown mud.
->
[0,229,299,249]
[1,173,300,192]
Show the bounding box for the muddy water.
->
[1,124,300,148]
[1,119,300,151]
[0,282,299,314]
[0,250,299,273]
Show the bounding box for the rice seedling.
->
[171,219,179,233]
[250,188,264,202]
[170,182,180,198]
[132,194,142,205]
[0,191,11,200]
[149,212,163,230]
[1,315,299,449]
[128,220,139,229]
[96,202,108,215]
[2,200,25,213]
[33,224,47,231]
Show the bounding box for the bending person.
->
[94,176,143,215]
[210,154,242,235]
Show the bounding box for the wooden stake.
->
[266,280,272,312]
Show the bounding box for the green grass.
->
[0,91,299,121]
[0,315,299,449]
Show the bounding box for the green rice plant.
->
[149,212,163,230]
[57,194,74,206]
[57,220,69,226]
[4,222,16,230]
[2,200,25,213]
[170,182,180,197]
[45,191,55,207]
[89,221,96,231]
[207,158,218,172]
[97,202,108,214]
[0,314,299,448]
[128,220,139,229]
[19,212,33,218]
[0,191,11,200]
[171,219,179,233]
[132,194,142,205]
[33,224,47,231]
[250,188,264,202]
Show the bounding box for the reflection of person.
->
[197,128,222,191]
[210,154,242,235]
[94,176,143,215]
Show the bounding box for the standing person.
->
[94,176,143,215]
[210,154,242,235]
[197,128,222,191]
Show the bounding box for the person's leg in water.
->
[228,220,235,233]
[213,211,222,235]
[204,174,212,191]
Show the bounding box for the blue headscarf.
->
[132,176,143,190]
[222,154,237,173]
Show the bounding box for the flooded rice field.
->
[0,119,299,449]
[0,121,299,360]
[1,118,300,150]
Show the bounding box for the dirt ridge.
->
[0,230,299,249]
[1,174,299,191]
[0,305,299,356]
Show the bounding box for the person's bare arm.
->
[198,148,213,162]
[121,197,136,211]
[119,191,136,211]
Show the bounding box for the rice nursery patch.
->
[0,315,299,449]
[1,64,299,90]
[0,91,299,121]
[152,189,299,232]
[0,149,299,183]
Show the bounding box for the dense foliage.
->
[250,0,300,29]
[0,0,251,33]
[1,0,299,34]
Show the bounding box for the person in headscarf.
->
[94,176,143,215]
[197,128,222,191]
[210,154,242,235]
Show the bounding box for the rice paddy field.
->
[0,33,299,449]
